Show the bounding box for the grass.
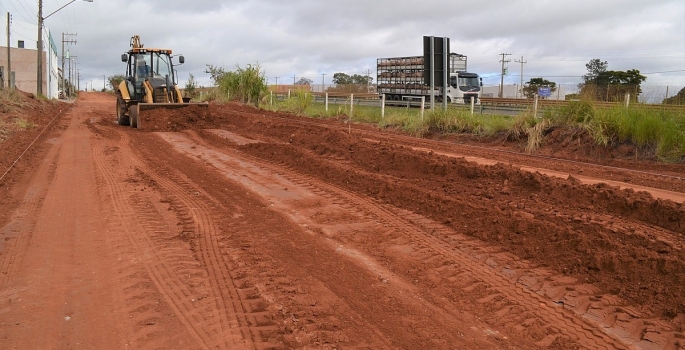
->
[14,118,35,129]
[0,89,25,114]
[549,100,685,160]
[0,119,8,142]
[223,84,685,162]
[0,89,36,143]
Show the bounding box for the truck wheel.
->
[116,96,130,125]
[130,105,139,128]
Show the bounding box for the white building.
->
[0,18,60,99]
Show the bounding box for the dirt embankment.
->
[141,103,685,319]
[2,94,685,349]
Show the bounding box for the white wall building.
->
[0,18,60,99]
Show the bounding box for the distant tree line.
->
[520,58,648,102]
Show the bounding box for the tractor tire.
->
[130,104,139,129]
[116,96,130,126]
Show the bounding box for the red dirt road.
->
[0,92,684,349]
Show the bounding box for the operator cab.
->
[451,72,481,92]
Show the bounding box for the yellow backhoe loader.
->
[116,35,207,128]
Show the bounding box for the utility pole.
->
[68,56,77,95]
[364,69,372,93]
[5,12,10,89]
[62,33,77,98]
[321,73,326,93]
[515,56,527,98]
[293,75,296,86]
[499,53,511,98]
[37,0,43,95]
[103,74,105,91]
[274,76,278,92]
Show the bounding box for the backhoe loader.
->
[116,35,207,128]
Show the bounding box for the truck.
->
[116,35,207,128]
[377,53,481,104]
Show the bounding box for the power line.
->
[6,0,35,24]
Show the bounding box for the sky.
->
[2,0,684,100]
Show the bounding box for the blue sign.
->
[538,87,552,97]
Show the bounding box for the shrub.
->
[281,90,313,115]
[216,63,268,106]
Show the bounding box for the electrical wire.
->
[0,108,66,184]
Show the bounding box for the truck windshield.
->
[458,76,480,91]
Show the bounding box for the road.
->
[0,92,683,349]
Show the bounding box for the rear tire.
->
[116,95,130,125]
[130,104,139,129]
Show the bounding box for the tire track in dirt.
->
[130,148,281,349]
[92,137,215,348]
[116,127,285,348]
[253,146,682,349]
[181,129,680,349]
[283,169,631,349]
[91,126,264,349]
[160,130,502,348]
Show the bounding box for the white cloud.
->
[22,0,683,94]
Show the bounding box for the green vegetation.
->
[578,58,646,102]
[523,78,557,99]
[14,117,34,129]
[663,87,685,105]
[108,75,126,91]
[549,100,685,160]
[263,94,685,161]
[205,63,268,106]
[277,90,314,114]
[184,73,199,99]
[0,89,31,142]
[0,88,24,114]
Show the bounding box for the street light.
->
[37,0,93,96]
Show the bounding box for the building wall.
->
[0,47,45,94]
[482,84,573,100]
[0,19,59,99]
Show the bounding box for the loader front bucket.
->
[129,102,209,129]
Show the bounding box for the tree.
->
[332,72,372,85]
[663,87,685,105]
[184,73,198,99]
[332,72,352,85]
[295,77,313,86]
[205,64,226,86]
[581,69,646,102]
[330,72,374,93]
[577,59,646,102]
[522,77,557,99]
[108,75,125,91]
[581,58,608,86]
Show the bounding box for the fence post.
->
[325,93,329,112]
[288,89,291,99]
[470,96,475,115]
[533,94,539,118]
[270,90,273,106]
[421,96,425,121]
[381,94,385,120]
[350,93,354,116]
[624,93,630,107]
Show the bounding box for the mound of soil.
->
[0,92,70,187]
